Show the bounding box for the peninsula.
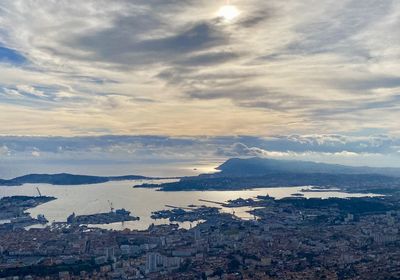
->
[137,157,400,193]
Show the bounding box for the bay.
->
[0,180,379,230]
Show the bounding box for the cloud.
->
[137,23,226,54]
[16,85,46,98]
[0,0,400,136]
[73,18,229,66]
[1,133,400,160]
[175,51,239,66]
[31,150,40,157]
[217,142,289,158]
[0,145,11,156]
[283,0,394,57]
[217,142,364,159]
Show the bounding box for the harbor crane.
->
[36,187,42,197]
[108,200,114,212]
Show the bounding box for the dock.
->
[165,205,193,210]
[198,199,226,206]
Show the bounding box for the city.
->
[0,193,399,279]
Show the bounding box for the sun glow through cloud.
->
[217,5,240,21]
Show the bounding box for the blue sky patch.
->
[0,46,26,64]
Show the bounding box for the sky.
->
[1,0,400,175]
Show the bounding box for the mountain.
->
[138,157,400,192]
[215,157,400,177]
[0,173,149,186]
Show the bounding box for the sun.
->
[217,5,240,21]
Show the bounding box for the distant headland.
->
[0,173,151,186]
